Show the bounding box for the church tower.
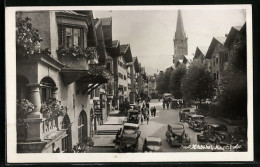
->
[173,10,188,62]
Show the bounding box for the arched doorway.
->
[61,114,72,153]
[78,110,88,144]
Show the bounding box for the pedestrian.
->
[147,115,149,124]
[166,102,169,109]
[146,102,150,109]
[153,107,156,117]
[141,114,144,125]
[163,102,165,109]
[150,107,154,117]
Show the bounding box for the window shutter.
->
[58,25,63,46]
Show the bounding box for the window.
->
[78,114,84,143]
[40,77,56,102]
[58,25,85,48]
[217,71,219,80]
[65,28,81,48]
[216,57,218,64]
[213,60,215,66]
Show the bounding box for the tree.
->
[219,41,247,119]
[156,67,173,95]
[181,61,215,108]
[156,71,165,94]
[170,64,186,99]
[16,12,43,57]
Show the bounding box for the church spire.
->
[175,10,186,39]
[173,10,188,62]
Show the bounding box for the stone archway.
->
[78,110,88,144]
[62,114,72,152]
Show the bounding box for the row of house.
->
[16,10,148,153]
[193,23,246,97]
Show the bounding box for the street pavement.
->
[90,99,240,153]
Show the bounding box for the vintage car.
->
[129,104,141,112]
[179,108,191,122]
[197,124,240,146]
[188,115,207,132]
[127,110,140,124]
[143,136,162,152]
[115,123,141,152]
[165,123,190,146]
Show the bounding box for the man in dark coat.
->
[153,107,157,117]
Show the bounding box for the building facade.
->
[16,10,109,153]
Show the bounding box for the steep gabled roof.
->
[132,57,140,72]
[112,40,120,48]
[120,44,132,63]
[120,44,130,55]
[214,37,226,45]
[101,17,112,26]
[205,37,226,59]
[224,24,246,47]
[194,46,208,59]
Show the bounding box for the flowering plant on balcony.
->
[40,99,65,119]
[17,99,35,120]
[57,45,98,60]
[89,64,113,82]
[16,12,43,58]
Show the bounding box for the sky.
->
[93,9,246,75]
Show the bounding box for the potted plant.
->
[17,99,35,120]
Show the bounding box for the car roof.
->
[145,136,162,142]
[124,123,139,127]
[168,123,184,129]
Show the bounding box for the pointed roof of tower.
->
[175,10,186,39]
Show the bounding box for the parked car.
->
[197,124,240,146]
[165,123,190,146]
[127,110,140,124]
[188,115,207,132]
[115,123,141,152]
[179,109,191,122]
[143,136,162,152]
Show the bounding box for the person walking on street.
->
[166,102,169,109]
[163,102,165,109]
[153,107,156,117]
[151,107,154,117]
[141,114,144,125]
[147,115,149,124]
